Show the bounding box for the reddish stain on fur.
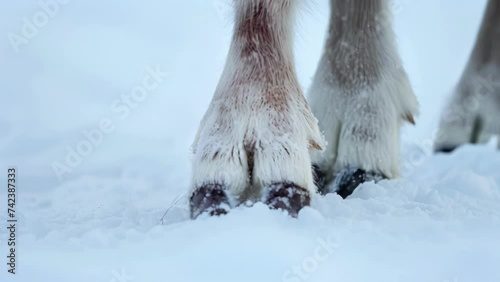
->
[234,0,300,112]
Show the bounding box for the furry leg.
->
[309,0,418,196]
[190,0,324,218]
[435,0,500,152]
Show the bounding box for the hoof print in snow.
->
[333,168,386,199]
[190,184,230,219]
[264,182,311,218]
[312,164,328,195]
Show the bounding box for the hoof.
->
[264,182,311,218]
[312,164,328,195]
[190,184,230,219]
[434,146,457,154]
[333,168,386,199]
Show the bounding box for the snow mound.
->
[2,145,499,282]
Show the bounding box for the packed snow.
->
[0,0,499,281]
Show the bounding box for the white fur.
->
[436,0,500,150]
[190,0,325,203]
[308,0,418,180]
[435,64,500,149]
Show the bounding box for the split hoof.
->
[190,184,230,219]
[264,182,311,217]
[333,168,386,199]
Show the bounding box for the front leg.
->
[189,0,325,219]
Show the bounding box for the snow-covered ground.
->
[1,1,499,281]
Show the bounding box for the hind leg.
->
[309,0,418,197]
[435,0,500,153]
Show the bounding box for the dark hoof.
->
[434,146,457,154]
[312,164,328,195]
[190,184,230,219]
[264,182,311,218]
[333,168,386,199]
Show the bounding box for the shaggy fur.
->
[190,0,325,205]
[190,0,498,217]
[435,0,500,151]
[308,0,419,184]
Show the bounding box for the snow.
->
[1,0,499,281]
